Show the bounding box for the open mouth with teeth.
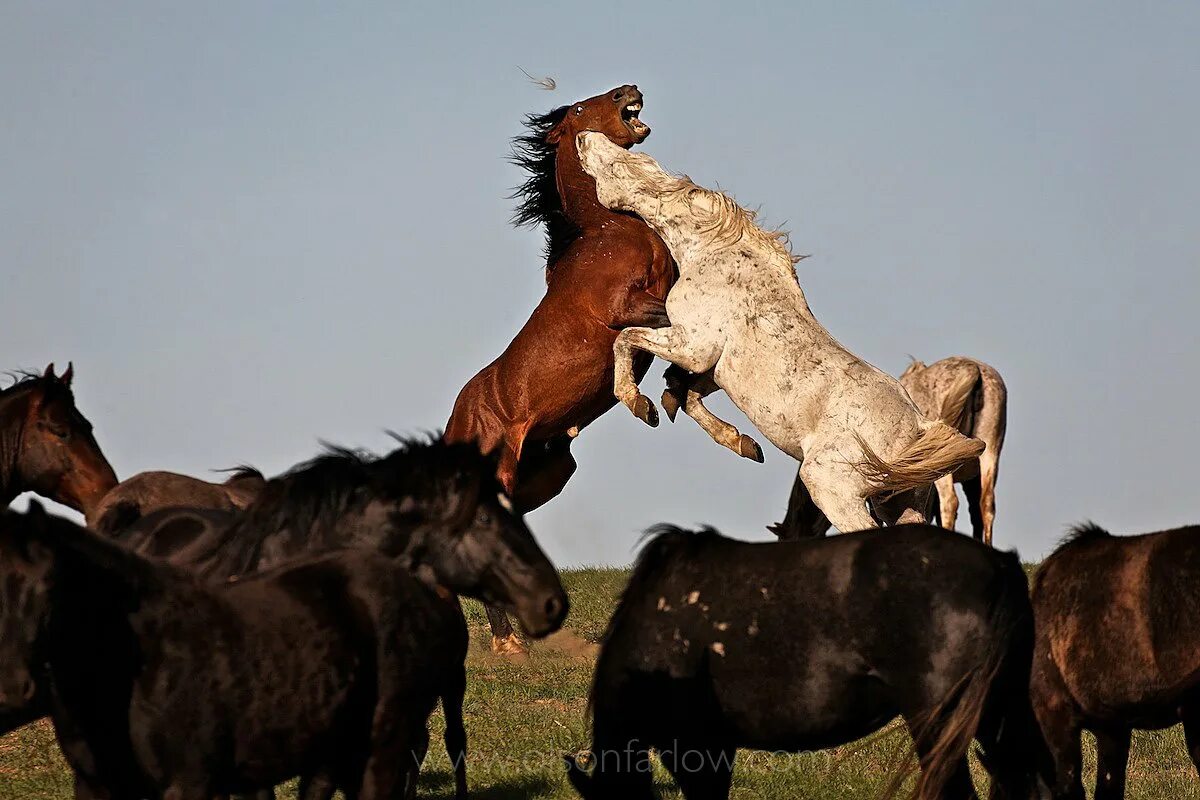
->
[621,100,650,141]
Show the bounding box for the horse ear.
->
[61,362,74,387]
[43,363,56,380]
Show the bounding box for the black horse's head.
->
[223,436,569,639]
[372,440,568,638]
[0,504,55,710]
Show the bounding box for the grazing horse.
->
[89,465,266,535]
[576,133,984,533]
[771,356,1005,543]
[446,84,674,653]
[900,357,1007,545]
[0,502,557,800]
[1031,523,1200,799]
[0,437,568,798]
[0,364,117,516]
[567,525,1047,800]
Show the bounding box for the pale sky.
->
[4,2,1197,567]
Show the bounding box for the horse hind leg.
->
[935,474,959,531]
[873,486,932,527]
[802,463,879,534]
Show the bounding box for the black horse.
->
[0,364,117,516]
[0,437,567,798]
[1031,522,1200,799]
[0,498,564,799]
[109,437,563,620]
[567,525,1047,800]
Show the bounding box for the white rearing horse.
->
[576,132,984,532]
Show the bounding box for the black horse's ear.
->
[43,363,56,380]
[60,362,74,387]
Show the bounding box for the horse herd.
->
[1,83,1195,800]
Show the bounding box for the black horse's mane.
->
[189,435,497,578]
[510,105,580,272]
[1057,522,1111,550]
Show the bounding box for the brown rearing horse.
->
[0,364,117,517]
[445,85,675,653]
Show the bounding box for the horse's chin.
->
[624,119,651,145]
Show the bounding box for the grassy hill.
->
[2,567,1197,798]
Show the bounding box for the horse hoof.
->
[633,395,659,427]
[491,633,528,658]
[738,435,764,463]
[661,389,680,422]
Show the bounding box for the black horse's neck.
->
[0,390,30,506]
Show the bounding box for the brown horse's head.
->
[5,364,118,515]
[545,84,649,148]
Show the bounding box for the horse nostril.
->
[544,594,565,622]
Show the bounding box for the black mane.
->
[510,105,580,272]
[187,435,498,578]
[1057,522,1111,550]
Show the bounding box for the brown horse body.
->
[88,466,266,535]
[1031,523,1200,799]
[0,364,116,516]
[445,85,674,652]
[446,85,674,512]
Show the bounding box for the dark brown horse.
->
[0,364,117,516]
[88,465,266,536]
[1031,522,1200,799]
[445,85,675,653]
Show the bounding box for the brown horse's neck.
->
[555,140,629,232]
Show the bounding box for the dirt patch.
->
[535,628,600,660]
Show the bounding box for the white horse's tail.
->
[937,364,982,433]
[854,423,985,498]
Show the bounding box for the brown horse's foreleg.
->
[663,368,763,462]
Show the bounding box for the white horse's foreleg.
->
[665,371,763,462]
[613,326,720,427]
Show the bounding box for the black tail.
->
[884,551,1035,799]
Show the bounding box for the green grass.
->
[2,567,1198,798]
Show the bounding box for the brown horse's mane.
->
[510,105,580,271]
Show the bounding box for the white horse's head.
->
[576,131,669,211]
[577,131,802,271]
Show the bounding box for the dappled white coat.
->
[576,132,983,533]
